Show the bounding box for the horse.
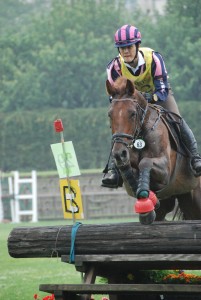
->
[106,76,201,224]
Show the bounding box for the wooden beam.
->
[39,283,201,294]
[8,221,201,258]
[61,254,201,271]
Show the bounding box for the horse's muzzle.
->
[113,145,130,168]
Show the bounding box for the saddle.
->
[149,104,187,156]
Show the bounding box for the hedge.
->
[0,102,200,172]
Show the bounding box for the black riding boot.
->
[102,158,123,188]
[180,119,201,177]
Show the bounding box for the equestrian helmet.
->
[114,24,141,47]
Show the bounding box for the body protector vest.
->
[120,47,155,93]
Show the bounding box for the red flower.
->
[42,295,55,300]
[33,294,39,300]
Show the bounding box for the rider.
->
[102,24,201,188]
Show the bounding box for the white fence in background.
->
[0,170,37,223]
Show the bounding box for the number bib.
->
[133,139,145,149]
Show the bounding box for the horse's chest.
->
[130,149,142,167]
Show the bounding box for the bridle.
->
[111,98,148,149]
[103,97,148,174]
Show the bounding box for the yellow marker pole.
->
[54,119,75,223]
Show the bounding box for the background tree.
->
[0,0,150,111]
[0,0,200,171]
[149,0,201,101]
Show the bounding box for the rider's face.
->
[119,44,137,63]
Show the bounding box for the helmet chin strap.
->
[130,43,140,64]
[118,43,140,66]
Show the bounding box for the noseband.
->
[112,132,134,148]
[111,98,148,149]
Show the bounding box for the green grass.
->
[0,218,135,300]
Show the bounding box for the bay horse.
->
[106,76,201,224]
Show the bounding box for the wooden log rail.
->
[8,221,201,300]
[7,221,201,258]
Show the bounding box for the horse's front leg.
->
[136,158,153,198]
[136,156,170,196]
[134,158,160,224]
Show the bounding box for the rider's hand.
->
[143,92,153,102]
[142,92,158,103]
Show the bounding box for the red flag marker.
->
[53,118,75,223]
[54,119,64,133]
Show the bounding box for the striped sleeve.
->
[152,52,169,101]
[106,56,122,85]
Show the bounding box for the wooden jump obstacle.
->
[7,221,201,300]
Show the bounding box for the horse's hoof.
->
[139,210,156,225]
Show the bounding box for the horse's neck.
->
[135,91,147,104]
[142,105,159,129]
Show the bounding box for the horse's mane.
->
[107,77,146,106]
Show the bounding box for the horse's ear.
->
[126,79,135,96]
[106,79,115,96]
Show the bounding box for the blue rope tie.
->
[69,222,82,263]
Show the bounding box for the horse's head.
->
[106,77,148,167]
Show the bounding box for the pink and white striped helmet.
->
[114,24,141,47]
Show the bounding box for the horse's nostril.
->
[121,150,127,159]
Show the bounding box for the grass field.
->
[0,218,135,300]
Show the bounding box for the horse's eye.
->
[130,112,136,119]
